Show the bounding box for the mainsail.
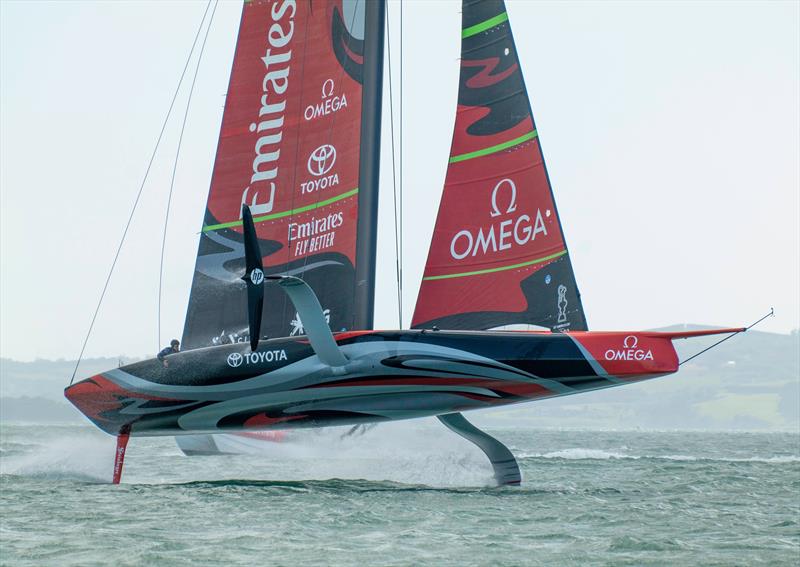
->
[182,0,384,349]
[412,0,587,332]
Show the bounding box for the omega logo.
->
[604,335,654,361]
[490,178,518,217]
[450,177,548,260]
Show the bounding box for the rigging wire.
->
[158,0,219,348]
[399,0,404,329]
[69,0,214,386]
[678,308,774,367]
[385,4,402,329]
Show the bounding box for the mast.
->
[353,0,386,331]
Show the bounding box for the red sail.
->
[183,0,383,349]
[412,0,587,332]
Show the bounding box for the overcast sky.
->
[1,0,798,363]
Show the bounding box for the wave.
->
[518,448,800,463]
[167,478,491,493]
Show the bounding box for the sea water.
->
[1,421,798,566]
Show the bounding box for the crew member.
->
[157,339,180,367]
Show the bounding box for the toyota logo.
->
[307,144,336,176]
[623,335,638,349]
[250,268,264,285]
[227,352,243,368]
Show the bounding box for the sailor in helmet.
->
[157,339,180,367]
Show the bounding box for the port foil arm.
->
[438,412,521,486]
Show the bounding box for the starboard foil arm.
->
[268,276,348,367]
[438,413,521,486]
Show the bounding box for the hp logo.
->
[250,268,264,285]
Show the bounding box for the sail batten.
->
[202,187,361,232]
[412,0,587,332]
[449,130,537,163]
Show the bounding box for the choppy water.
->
[1,421,798,566]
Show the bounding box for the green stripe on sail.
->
[423,250,567,281]
[461,12,509,39]
[202,188,359,232]
[449,130,537,164]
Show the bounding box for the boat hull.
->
[65,329,681,437]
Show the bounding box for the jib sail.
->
[182,0,384,349]
[412,0,587,332]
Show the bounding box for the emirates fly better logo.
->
[307,144,336,176]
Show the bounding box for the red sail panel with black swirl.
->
[182,0,384,350]
[412,0,587,332]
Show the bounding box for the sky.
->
[1,0,798,362]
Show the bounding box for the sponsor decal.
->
[239,0,297,218]
[212,328,249,346]
[490,178,517,217]
[307,144,337,176]
[301,144,339,194]
[290,144,343,257]
[288,212,343,256]
[227,350,288,367]
[450,178,550,260]
[250,268,264,285]
[604,335,654,361]
[290,309,331,336]
[304,78,349,121]
[113,445,126,480]
[557,284,568,323]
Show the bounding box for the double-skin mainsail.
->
[182,0,385,350]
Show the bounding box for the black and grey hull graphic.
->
[66,330,668,437]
